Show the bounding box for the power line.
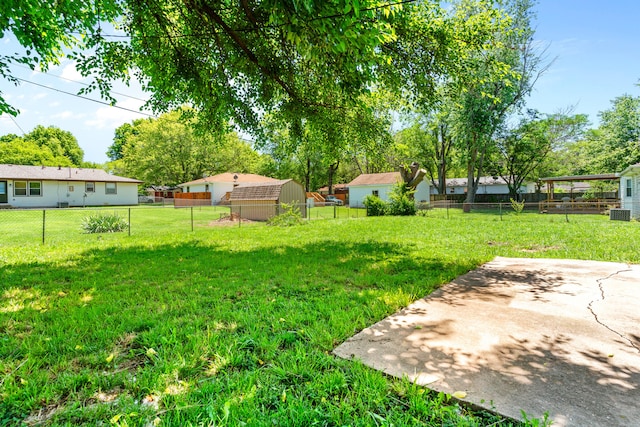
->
[9,115,26,135]
[14,64,148,103]
[13,77,155,118]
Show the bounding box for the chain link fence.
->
[0,200,635,246]
[0,203,369,246]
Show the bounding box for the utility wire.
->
[9,115,26,135]
[14,64,148,103]
[13,77,155,118]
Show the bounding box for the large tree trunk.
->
[327,162,339,194]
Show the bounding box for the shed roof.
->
[0,164,142,183]
[180,173,278,186]
[347,172,402,186]
[230,179,292,201]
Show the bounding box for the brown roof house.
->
[347,172,430,208]
[230,179,307,221]
[0,164,142,208]
[178,173,279,205]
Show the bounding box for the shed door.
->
[0,181,7,203]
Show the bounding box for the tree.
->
[107,119,146,161]
[0,136,71,166]
[489,111,589,199]
[0,126,83,166]
[450,0,547,204]
[114,109,263,186]
[588,94,640,173]
[23,125,84,166]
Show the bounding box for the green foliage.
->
[81,213,128,233]
[267,202,305,227]
[114,109,264,186]
[510,198,525,215]
[363,194,388,216]
[1,210,638,425]
[0,125,83,166]
[387,181,417,216]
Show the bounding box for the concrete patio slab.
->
[333,257,640,426]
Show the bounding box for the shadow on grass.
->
[0,238,484,425]
[334,259,640,427]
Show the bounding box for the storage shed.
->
[620,163,640,219]
[230,179,307,221]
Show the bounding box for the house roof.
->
[0,164,142,183]
[316,183,348,192]
[347,172,402,186]
[620,163,640,176]
[179,172,278,187]
[446,176,510,187]
[230,179,292,201]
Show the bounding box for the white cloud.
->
[33,93,47,100]
[51,110,83,120]
[84,98,149,129]
[60,62,84,81]
[49,101,61,108]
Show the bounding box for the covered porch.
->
[538,173,620,214]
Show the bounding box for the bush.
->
[363,195,387,216]
[387,182,416,216]
[81,213,129,233]
[510,198,525,215]
[267,202,305,226]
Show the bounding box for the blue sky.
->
[1,0,639,164]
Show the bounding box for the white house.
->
[178,173,280,205]
[620,163,640,219]
[0,164,142,208]
[432,176,526,195]
[347,172,430,208]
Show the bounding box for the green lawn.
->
[1,211,638,426]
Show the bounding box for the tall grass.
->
[1,211,638,426]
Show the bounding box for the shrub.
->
[387,182,416,216]
[267,202,305,226]
[363,195,387,216]
[510,198,525,215]
[81,213,129,233]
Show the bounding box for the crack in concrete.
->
[587,266,640,354]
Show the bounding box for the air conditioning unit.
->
[609,208,630,221]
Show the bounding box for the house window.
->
[372,190,379,197]
[626,179,632,197]
[205,184,209,192]
[86,182,95,193]
[68,185,74,192]
[14,181,27,196]
[105,182,117,194]
[14,181,42,196]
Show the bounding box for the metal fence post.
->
[499,203,502,221]
[239,205,242,228]
[191,206,194,231]
[128,208,131,236]
[42,209,46,245]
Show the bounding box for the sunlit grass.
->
[1,210,638,426]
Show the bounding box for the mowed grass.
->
[1,210,639,426]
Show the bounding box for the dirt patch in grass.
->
[208,213,255,227]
